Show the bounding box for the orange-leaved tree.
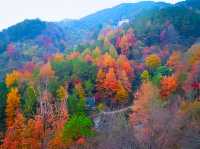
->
[1,113,45,149]
[40,62,55,80]
[103,68,119,94]
[119,29,136,55]
[160,75,177,98]
[167,51,182,69]
[97,53,116,69]
[130,82,160,144]
[117,55,133,77]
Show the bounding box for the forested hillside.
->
[0,0,200,80]
[0,0,200,149]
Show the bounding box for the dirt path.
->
[94,106,132,117]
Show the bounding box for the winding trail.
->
[91,106,133,129]
[93,106,132,117]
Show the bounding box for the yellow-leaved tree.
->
[53,53,64,62]
[57,86,68,101]
[6,88,20,127]
[5,70,20,87]
[145,54,161,69]
[115,82,128,103]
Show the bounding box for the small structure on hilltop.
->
[118,19,129,27]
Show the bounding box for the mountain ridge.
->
[0,1,171,52]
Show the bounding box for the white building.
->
[118,19,129,27]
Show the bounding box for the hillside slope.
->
[1,0,200,80]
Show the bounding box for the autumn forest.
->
[0,0,200,149]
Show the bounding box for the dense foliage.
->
[0,0,200,148]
